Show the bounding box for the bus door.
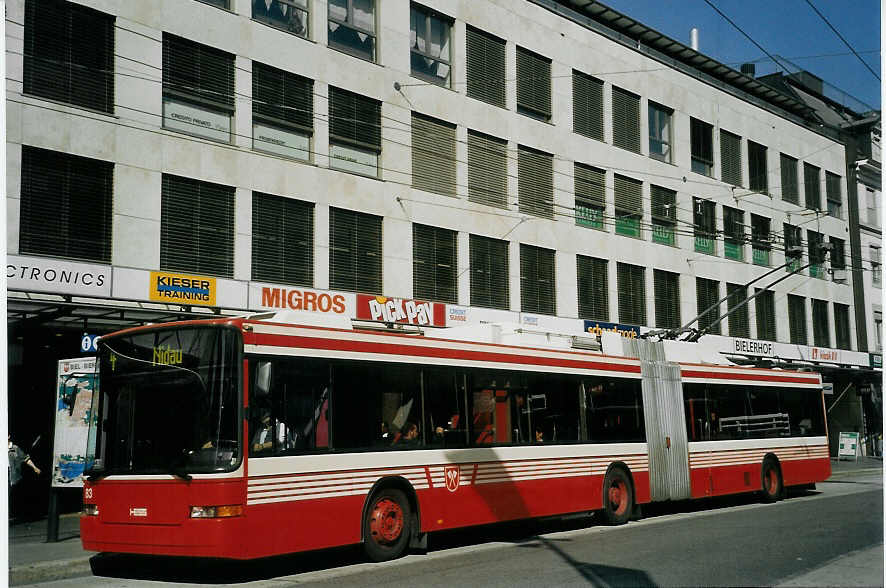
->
[629,340,691,502]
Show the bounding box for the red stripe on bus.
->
[251,333,643,374]
[681,369,819,384]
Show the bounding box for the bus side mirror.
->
[255,361,273,399]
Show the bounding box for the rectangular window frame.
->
[466,26,506,108]
[413,223,457,304]
[751,214,771,267]
[651,185,677,246]
[654,269,680,329]
[572,70,604,141]
[519,244,556,315]
[723,206,744,261]
[253,0,309,38]
[252,61,313,161]
[575,163,606,231]
[410,3,452,87]
[787,294,807,345]
[577,255,608,321]
[251,191,314,286]
[748,140,768,194]
[470,234,509,310]
[812,299,830,347]
[412,112,457,196]
[328,86,382,177]
[690,117,713,177]
[804,162,821,211]
[518,146,554,220]
[614,174,643,239]
[780,153,799,204]
[329,206,383,294]
[694,198,716,255]
[720,130,742,187]
[328,0,376,62]
[612,86,641,154]
[826,172,843,219]
[617,262,646,326]
[516,46,552,121]
[648,102,673,163]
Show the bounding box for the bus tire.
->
[363,488,412,562]
[601,467,633,525]
[760,458,783,503]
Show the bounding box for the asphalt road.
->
[21,474,883,587]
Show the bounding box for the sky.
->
[602,0,881,111]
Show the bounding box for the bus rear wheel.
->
[363,488,412,562]
[760,459,783,503]
[601,468,633,525]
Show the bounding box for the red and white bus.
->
[81,316,829,561]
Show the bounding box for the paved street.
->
[15,471,882,587]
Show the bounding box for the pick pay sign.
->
[356,294,446,327]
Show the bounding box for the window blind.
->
[20,145,113,263]
[690,118,713,174]
[726,283,749,338]
[516,46,551,120]
[251,192,314,286]
[616,262,646,325]
[413,223,457,303]
[720,130,742,186]
[466,26,506,107]
[755,289,777,341]
[748,141,768,193]
[575,163,606,228]
[468,130,508,208]
[328,86,381,151]
[694,198,716,237]
[826,172,842,218]
[780,154,799,204]
[161,174,235,278]
[614,174,642,236]
[612,86,640,154]
[24,0,114,113]
[654,269,680,329]
[470,234,509,310]
[329,207,382,294]
[163,33,234,111]
[412,113,457,197]
[253,62,313,131]
[788,294,807,345]
[518,146,554,219]
[804,163,821,210]
[520,244,555,315]
[812,299,830,347]
[572,70,604,141]
[696,277,721,335]
[830,237,846,271]
[834,304,851,350]
[577,255,608,321]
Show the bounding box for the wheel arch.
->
[603,461,636,493]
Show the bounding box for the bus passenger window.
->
[585,378,645,443]
[423,368,466,448]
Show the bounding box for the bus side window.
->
[423,368,467,448]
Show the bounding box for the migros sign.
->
[260,287,348,314]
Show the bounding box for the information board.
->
[838,431,860,460]
[51,358,97,488]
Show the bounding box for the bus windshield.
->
[87,326,241,476]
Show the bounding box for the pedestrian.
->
[8,435,41,520]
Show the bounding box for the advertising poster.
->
[51,357,97,488]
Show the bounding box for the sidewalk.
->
[7,457,883,586]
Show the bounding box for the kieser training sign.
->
[356,294,446,327]
[51,358,97,488]
[149,271,217,306]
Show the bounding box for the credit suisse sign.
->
[356,294,446,327]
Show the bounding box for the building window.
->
[808,230,825,279]
[614,175,643,238]
[520,244,555,315]
[874,310,883,351]
[253,0,308,37]
[162,34,234,142]
[751,214,770,267]
[252,62,313,161]
[696,277,721,335]
[694,198,716,255]
[726,283,749,338]
[654,270,680,329]
[328,87,381,176]
[723,206,744,261]
[329,207,382,294]
[830,237,846,282]
[825,172,842,218]
[612,86,640,154]
[412,113,456,196]
[617,263,646,326]
[651,185,677,246]
[690,118,713,176]
[575,164,606,230]
[780,153,799,205]
[252,192,313,286]
[812,299,830,347]
[200,0,230,7]
[648,102,672,163]
[834,303,851,350]
[784,223,803,273]
[866,188,880,227]
[871,245,882,287]
[573,70,604,141]
[470,234,509,310]
[755,289,776,342]
[328,0,375,61]
[466,26,505,108]
[720,130,742,187]
[161,174,235,278]
[788,294,807,345]
[24,0,114,113]
[413,224,457,303]
[516,47,552,121]
[804,162,821,211]
[467,130,507,208]
[410,4,451,86]
[20,146,113,263]
[518,146,554,219]
[748,141,768,194]
[577,255,608,321]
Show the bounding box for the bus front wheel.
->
[601,468,633,525]
[363,488,412,562]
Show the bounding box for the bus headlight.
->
[82,504,99,516]
[190,505,243,518]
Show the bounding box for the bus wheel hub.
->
[370,498,403,544]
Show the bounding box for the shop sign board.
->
[51,357,97,488]
[520,314,584,333]
[445,305,518,326]
[838,431,859,459]
[249,283,355,315]
[163,96,231,143]
[870,353,882,369]
[584,320,641,339]
[731,338,775,356]
[356,294,445,327]
[7,255,111,297]
[149,271,216,306]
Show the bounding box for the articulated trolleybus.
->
[81,315,829,561]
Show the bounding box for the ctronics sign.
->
[7,255,110,297]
